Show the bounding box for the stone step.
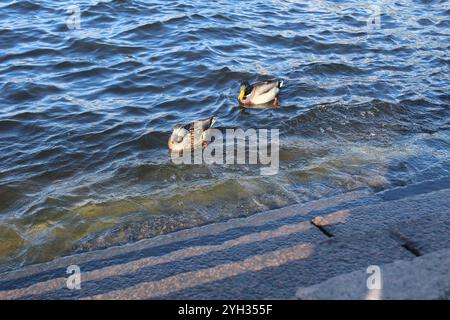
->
[296,248,450,300]
[162,187,450,299]
[0,189,373,298]
[0,177,448,299]
[314,188,450,256]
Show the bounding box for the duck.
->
[238,79,283,107]
[168,116,217,152]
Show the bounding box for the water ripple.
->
[0,0,449,271]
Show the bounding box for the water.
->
[0,0,449,272]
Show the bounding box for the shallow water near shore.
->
[0,0,449,272]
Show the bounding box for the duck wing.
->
[247,80,283,105]
[252,80,281,96]
[182,116,217,134]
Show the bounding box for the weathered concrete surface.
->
[315,187,450,259]
[296,248,450,300]
[0,181,448,300]
[161,230,412,299]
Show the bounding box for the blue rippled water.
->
[0,0,449,271]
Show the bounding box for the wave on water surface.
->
[0,0,449,271]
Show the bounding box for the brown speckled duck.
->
[168,116,217,151]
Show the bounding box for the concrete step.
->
[0,189,373,298]
[296,248,450,300]
[0,177,449,299]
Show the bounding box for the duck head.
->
[168,125,188,150]
[238,81,251,101]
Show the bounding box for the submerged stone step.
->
[0,189,372,283]
[379,175,450,201]
[0,183,448,299]
[0,189,373,299]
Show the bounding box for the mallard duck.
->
[238,79,283,107]
[168,116,217,151]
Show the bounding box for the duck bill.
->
[168,139,174,150]
[238,88,245,101]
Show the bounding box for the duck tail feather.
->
[278,81,284,88]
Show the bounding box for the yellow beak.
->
[238,87,245,100]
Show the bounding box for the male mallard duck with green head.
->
[238,79,283,107]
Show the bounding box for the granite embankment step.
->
[296,248,450,300]
[0,177,449,299]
